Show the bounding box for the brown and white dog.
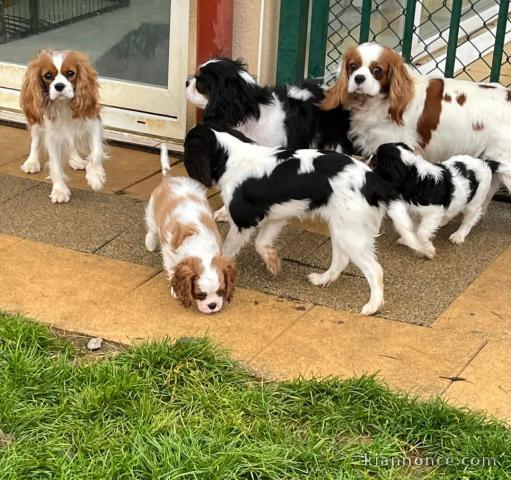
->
[145,144,236,314]
[322,42,511,200]
[20,50,106,203]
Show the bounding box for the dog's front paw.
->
[261,247,281,275]
[214,206,229,222]
[360,302,379,316]
[422,242,436,259]
[69,155,87,171]
[21,158,41,174]
[86,164,106,191]
[449,231,466,245]
[50,186,71,204]
[308,272,334,287]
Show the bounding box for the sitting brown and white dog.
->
[20,50,106,203]
[322,42,511,202]
[145,144,236,314]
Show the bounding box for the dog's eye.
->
[65,70,75,78]
[217,289,225,297]
[372,66,383,79]
[43,72,53,81]
[348,62,358,72]
[196,292,207,301]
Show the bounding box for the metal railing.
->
[0,0,130,44]
[277,0,511,87]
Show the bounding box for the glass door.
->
[0,0,189,143]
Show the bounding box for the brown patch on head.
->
[20,51,56,125]
[417,79,444,149]
[456,93,466,106]
[212,256,237,303]
[320,46,361,110]
[472,121,484,131]
[377,47,414,125]
[479,83,496,89]
[61,51,100,119]
[171,257,204,308]
[443,94,451,102]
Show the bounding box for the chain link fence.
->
[324,0,510,86]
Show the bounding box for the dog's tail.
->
[485,159,511,192]
[160,143,171,176]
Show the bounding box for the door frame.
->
[0,0,189,148]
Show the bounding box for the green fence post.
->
[444,0,462,78]
[359,0,372,43]
[490,0,510,82]
[308,0,329,79]
[277,0,310,84]
[401,0,417,63]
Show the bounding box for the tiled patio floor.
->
[0,123,509,422]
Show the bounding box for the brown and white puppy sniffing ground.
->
[145,144,236,314]
[20,50,107,203]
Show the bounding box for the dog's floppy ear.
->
[320,47,355,110]
[184,125,216,188]
[387,49,414,125]
[204,60,258,123]
[213,255,237,303]
[170,257,202,308]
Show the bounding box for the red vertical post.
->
[197,0,233,64]
[195,0,233,122]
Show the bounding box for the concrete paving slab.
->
[82,271,313,362]
[96,220,163,269]
[0,143,166,194]
[281,230,329,264]
[434,247,511,340]
[0,174,38,204]
[0,234,22,251]
[0,182,145,253]
[443,340,511,422]
[0,239,158,324]
[0,124,31,166]
[249,305,486,397]
[236,202,511,325]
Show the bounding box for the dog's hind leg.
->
[308,229,349,287]
[338,233,384,316]
[144,197,159,252]
[449,204,484,244]
[254,219,287,275]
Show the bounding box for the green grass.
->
[0,313,509,479]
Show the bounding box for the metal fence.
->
[0,0,129,44]
[277,0,511,87]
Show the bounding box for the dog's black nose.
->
[208,302,217,310]
[54,83,65,92]
[185,80,190,87]
[354,74,365,85]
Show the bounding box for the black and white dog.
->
[183,125,423,316]
[371,143,511,258]
[185,58,352,152]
